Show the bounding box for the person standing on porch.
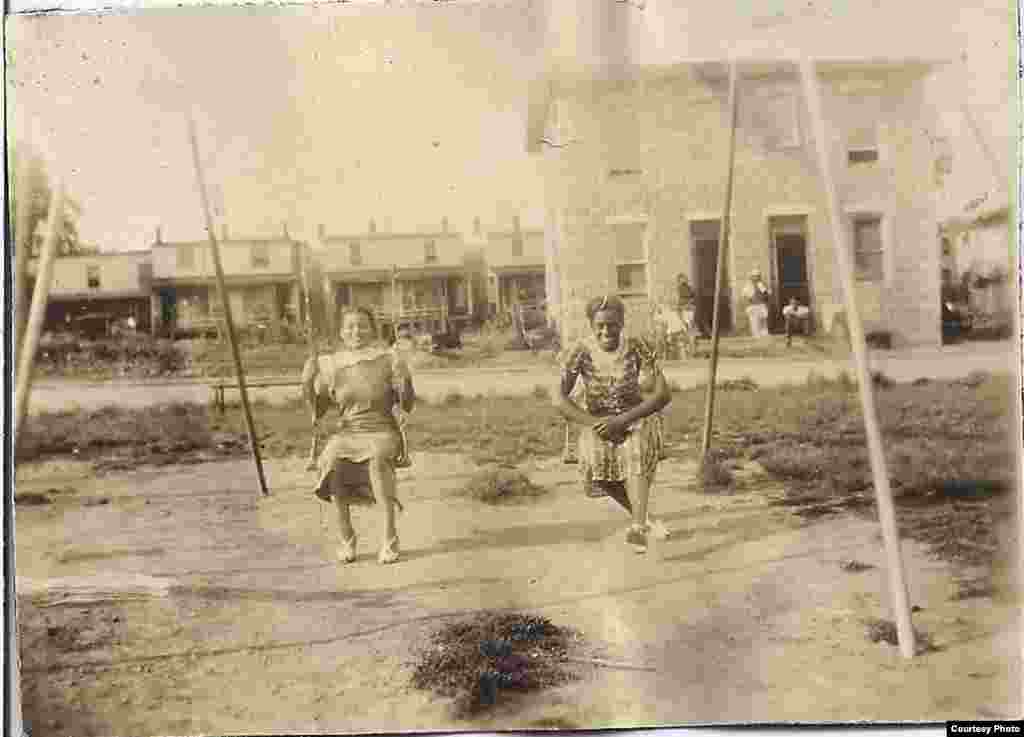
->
[743,269,772,339]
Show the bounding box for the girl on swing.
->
[556,295,673,553]
[310,306,415,565]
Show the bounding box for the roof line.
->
[321,231,462,241]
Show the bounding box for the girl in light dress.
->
[310,307,415,565]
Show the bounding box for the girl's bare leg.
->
[333,492,357,563]
[368,457,398,547]
[624,475,652,552]
[627,476,651,531]
[333,493,355,540]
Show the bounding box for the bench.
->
[209,377,302,413]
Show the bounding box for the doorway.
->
[769,216,812,333]
[689,219,732,336]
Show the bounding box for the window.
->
[617,264,647,292]
[611,221,648,295]
[349,241,362,266]
[86,265,101,289]
[742,87,801,149]
[847,127,879,165]
[851,215,884,282]
[848,149,879,164]
[251,243,270,268]
[177,245,195,269]
[424,240,437,264]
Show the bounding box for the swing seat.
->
[314,460,373,503]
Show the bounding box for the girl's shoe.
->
[379,536,401,565]
[647,517,671,540]
[337,535,357,564]
[625,525,648,554]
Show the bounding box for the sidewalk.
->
[26,340,1016,415]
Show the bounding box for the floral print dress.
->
[560,335,665,489]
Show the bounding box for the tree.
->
[9,148,83,258]
[9,146,83,354]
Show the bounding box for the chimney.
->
[441,216,449,234]
[155,226,162,244]
[473,216,481,237]
[369,218,377,234]
[317,224,326,241]
[513,215,521,233]
[282,222,291,240]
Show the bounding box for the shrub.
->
[456,468,547,505]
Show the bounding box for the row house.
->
[486,216,547,317]
[316,218,473,337]
[28,249,153,335]
[150,226,303,338]
[529,58,947,347]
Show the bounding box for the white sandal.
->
[378,536,400,565]
[337,535,357,564]
[647,517,671,540]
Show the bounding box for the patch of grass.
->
[718,376,758,392]
[699,451,735,492]
[863,617,940,654]
[440,388,466,407]
[409,612,579,718]
[456,468,548,505]
[682,372,1013,572]
[17,402,211,464]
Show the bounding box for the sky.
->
[6,0,1015,251]
[7,1,550,248]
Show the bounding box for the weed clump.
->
[410,612,579,717]
[699,451,735,492]
[457,468,547,505]
[863,617,939,654]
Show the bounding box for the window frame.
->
[177,245,196,270]
[846,125,881,167]
[348,241,363,266]
[849,213,885,283]
[606,214,650,299]
[250,243,271,269]
[744,85,803,151]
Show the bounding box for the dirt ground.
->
[13,446,1021,735]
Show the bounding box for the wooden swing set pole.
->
[699,60,741,465]
[798,58,915,657]
[187,115,269,497]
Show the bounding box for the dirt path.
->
[14,453,1020,735]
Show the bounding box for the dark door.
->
[770,217,812,333]
[159,288,176,337]
[690,220,732,336]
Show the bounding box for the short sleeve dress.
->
[560,335,665,490]
[312,345,412,508]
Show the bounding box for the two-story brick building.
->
[486,216,547,317]
[316,218,473,337]
[150,227,303,337]
[529,58,946,347]
[28,249,154,335]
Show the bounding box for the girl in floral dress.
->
[556,295,673,553]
